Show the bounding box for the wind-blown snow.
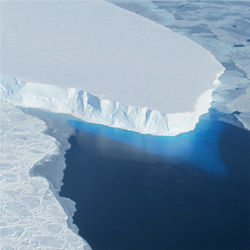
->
[0,101,90,249]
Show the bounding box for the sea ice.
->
[229,87,250,130]
[0,102,91,249]
[0,1,244,248]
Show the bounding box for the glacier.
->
[0,101,91,249]
[0,74,222,136]
[1,0,244,249]
[1,0,224,136]
[110,0,250,130]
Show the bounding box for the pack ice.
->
[1,0,224,136]
[0,101,91,249]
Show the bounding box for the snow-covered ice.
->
[0,101,90,249]
[0,74,221,136]
[229,87,250,130]
[1,0,224,135]
[112,0,250,129]
[1,1,240,248]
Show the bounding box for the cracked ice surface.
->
[0,102,90,249]
[1,0,224,136]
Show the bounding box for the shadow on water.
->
[61,118,250,250]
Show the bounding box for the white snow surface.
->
[0,101,91,249]
[1,0,224,111]
[1,0,224,135]
[0,1,241,249]
[112,0,250,130]
[0,75,220,136]
[229,87,250,130]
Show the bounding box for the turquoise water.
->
[68,117,227,176]
[61,116,249,249]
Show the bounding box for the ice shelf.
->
[0,101,91,249]
[1,0,224,135]
[109,0,250,131]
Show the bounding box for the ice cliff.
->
[0,101,91,249]
[0,73,222,136]
[1,0,224,135]
[110,0,250,131]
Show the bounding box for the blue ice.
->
[68,118,228,176]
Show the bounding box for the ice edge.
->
[0,69,224,137]
[0,101,91,249]
[0,69,223,249]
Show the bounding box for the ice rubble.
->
[1,0,224,135]
[0,102,91,249]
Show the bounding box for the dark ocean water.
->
[60,118,250,250]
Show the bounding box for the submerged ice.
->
[68,118,228,176]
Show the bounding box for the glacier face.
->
[0,101,91,249]
[229,87,250,130]
[110,0,250,130]
[0,74,222,136]
[1,0,224,115]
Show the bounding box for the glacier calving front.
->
[1,0,224,135]
[1,75,221,136]
[0,0,226,249]
[0,102,91,249]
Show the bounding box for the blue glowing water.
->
[68,118,227,176]
[61,117,249,250]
